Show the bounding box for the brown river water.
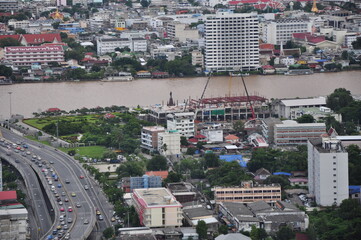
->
[0,71,360,119]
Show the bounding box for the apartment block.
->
[0,0,18,11]
[132,188,183,228]
[4,45,64,66]
[167,112,195,138]
[308,137,349,206]
[167,22,200,42]
[274,121,326,146]
[130,175,162,191]
[204,10,259,72]
[158,130,181,156]
[213,181,281,204]
[191,50,204,68]
[96,37,147,55]
[141,126,165,152]
[261,19,312,45]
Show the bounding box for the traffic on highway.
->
[0,128,115,240]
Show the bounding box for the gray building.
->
[130,175,162,191]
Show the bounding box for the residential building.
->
[204,10,259,72]
[273,97,326,119]
[132,188,183,227]
[308,137,349,206]
[167,182,197,203]
[141,126,165,152]
[191,50,204,68]
[274,121,326,146]
[158,130,181,156]
[130,175,162,191]
[200,127,223,143]
[167,22,200,42]
[96,37,147,55]
[260,118,282,144]
[167,112,195,138]
[4,45,64,66]
[0,0,18,11]
[261,19,312,45]
[219,200,309,233]
[213,181,282,204]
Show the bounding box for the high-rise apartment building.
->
[167,112,194,138]
[308,137,349,206]
[204,10,259,72]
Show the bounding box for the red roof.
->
[224,134,239,140]
[47,108,61,112]
[194,134,206,139]
[104,113,116,119]
[262,65,274,69]
[0,191,17,201]
[260,43,275,50]
[0,35,20,41]
[188,138,198,143]
[145,171,169,179]
[22,33,62,45]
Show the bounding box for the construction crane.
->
[240,74,256,120]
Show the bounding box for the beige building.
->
[191,50,204,68]
[132,188,183,228]
[167,22,200,42]
[141,126,165,152]
[158,130,181,156]
[213,181,281,204]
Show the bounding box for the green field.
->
[23,115,101,130]
[25,136,51,146]
[59,145,107,159]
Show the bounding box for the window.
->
[333,180,337,183]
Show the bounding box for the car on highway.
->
[61,192,66,196]
[64,233,70,240]
[98,215,104,221]
[84,219,89,224]
[68,207,73,212]
[57,184,62,188]
[60,207,65,212]
[49,160,54,164]
[96,210,101,215]
[71,192,76,197]
[67,217,73,223]
[58,201,63,205]
[56,225,62,230]
[63,225,69,230]
[111,217,116,222]
[84,185,89,190]
[79,175,84,179]
[26,151,31,155]
[65,179,70,184]
[52,230,58,235]
[64,198,69,202]
[76,202,81,208]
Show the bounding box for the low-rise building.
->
[167,182,197,203]
[213,181,281,204]
[132,188,183,228]
[273,97,326,119]
[96,37,147,55]
[130,175,162,191]
[158,130,181,156]
[274,121,326,146]
[167,112,195,138]
[5,45,64,67]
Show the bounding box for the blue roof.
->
[315,59,328,62]
[219,155,247,167]
[349,185,360,195]
[273,172,291,176]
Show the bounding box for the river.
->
[0,71,360,119]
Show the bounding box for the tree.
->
[204,153,220,168]
[276,226,294,240]
[140,0,151,7]
[250,225,267,240]
[233,120,245,134]
[196,220,208,239]
[339,198,361,220]
[0,37,21,48]
[181,136,188,146]
[52,22,60,29]
[296,114,315,123]
[352,37,361,49]
[103,227,114,239]
[14,28,26,34]
[165,171,182,183]
[326,88,354,112]
[0,65,13,77]
[147,155,168,171]
[218,225,228,235]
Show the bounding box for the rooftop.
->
[133,188,181,207]
[280,97,326,107]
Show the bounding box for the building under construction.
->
[187,95,271,122]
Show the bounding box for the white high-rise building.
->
[204,10,259,72]
[308,137,349,206]
[167,112,195,138]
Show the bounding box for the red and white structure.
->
[132,188,183,227]
[4,45,64,66]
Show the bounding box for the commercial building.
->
[274,121,326,146]
[4,45,64,66]
[167,22,200,42]
[308,137,349,206]
[0,0,18,11]
[273,97,327,119]
[141,126,165,152]
[130,175,162,191]
[204,10,259,72]
[167,112,195,138]
[158,130,181,156]
[96,37,147,55]
[261,19,312,45]
[132,188,183,228]
[213,181,281,204]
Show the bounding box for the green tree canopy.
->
[0,37,21,48]
[204,153,220,168]
[250,225,267,240]
[276,226,295,240]
[147,155,168,171]
[326,88,354,112]
[196,220,208,239]
[296,114,315,123]
[0,65,13,77]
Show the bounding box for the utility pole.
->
[8,91,12,118]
